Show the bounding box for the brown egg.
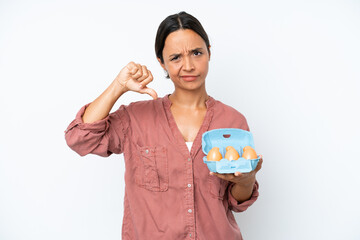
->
[242,146,257,160]
[207,147,223,161]
[225,146,240,160]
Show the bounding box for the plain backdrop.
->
[1,0,359,239]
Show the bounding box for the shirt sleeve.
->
[64,103,130,157]
[227,180,259,212]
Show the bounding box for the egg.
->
[207,147,222,161]
[225,146,240,160]
[242,146,257,160]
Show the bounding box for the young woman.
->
[65,11,263,240]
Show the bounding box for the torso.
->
[170,106,207,142]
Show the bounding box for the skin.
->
[157,29,211,142]
[81,28,263,203]
[157,29,210,101]
[211,156,263,203]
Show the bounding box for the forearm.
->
[82,80,127,123]
[230,181,255,203]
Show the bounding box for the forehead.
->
[163,29,206,54]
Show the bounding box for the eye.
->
[193,50,202,56]
[170,55,180,61]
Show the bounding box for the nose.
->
[183,56,194,71]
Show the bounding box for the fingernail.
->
[139,84,143,88]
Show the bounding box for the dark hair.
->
[155,11,211,78]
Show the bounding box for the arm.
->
[82,80,127,123]
[65,62,157,156]
[210,156,263,212]
[83,62,157,123]
[227,180,260,212]
[229,156,262,202]
[230,179,256,203]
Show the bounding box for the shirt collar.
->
[162,93,215,158]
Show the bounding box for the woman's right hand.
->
[115,62,158,99]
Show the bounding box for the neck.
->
[169,88,209,110]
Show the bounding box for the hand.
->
[209,155,263,187]
[115,61,158,99]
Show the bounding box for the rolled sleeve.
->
[65,103,130,157]
[227,181,259,212]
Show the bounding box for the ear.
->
[157,57,166,71]
[208,45,211,60]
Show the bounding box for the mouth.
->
[181,75,199,81]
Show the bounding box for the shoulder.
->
[213,98,247,120]
[211,97,250,130]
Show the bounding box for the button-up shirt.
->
[65,94,259,240]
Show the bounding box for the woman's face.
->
[158,29,211,91]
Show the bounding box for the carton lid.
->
[202,128,255,156]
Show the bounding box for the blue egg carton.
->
[202,128,260,173]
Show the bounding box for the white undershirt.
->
[185,142,193,152]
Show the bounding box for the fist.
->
[115,62,158,99]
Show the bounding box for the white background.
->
[1,0,359,239]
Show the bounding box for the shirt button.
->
[189,233,192,237]
[187,184,191,188]
[188,158,191,161]
[145,149,149,154]
[188,209,192,213]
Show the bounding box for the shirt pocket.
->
[134,144,169,192]
[208,175,227,200]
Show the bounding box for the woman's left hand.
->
[209,155,263,185]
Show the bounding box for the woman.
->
[65,11,263,240]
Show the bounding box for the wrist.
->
[231,181,254,203]
[112,79,128,95]
[234,179,255,189]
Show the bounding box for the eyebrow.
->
[168,48,204,58]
